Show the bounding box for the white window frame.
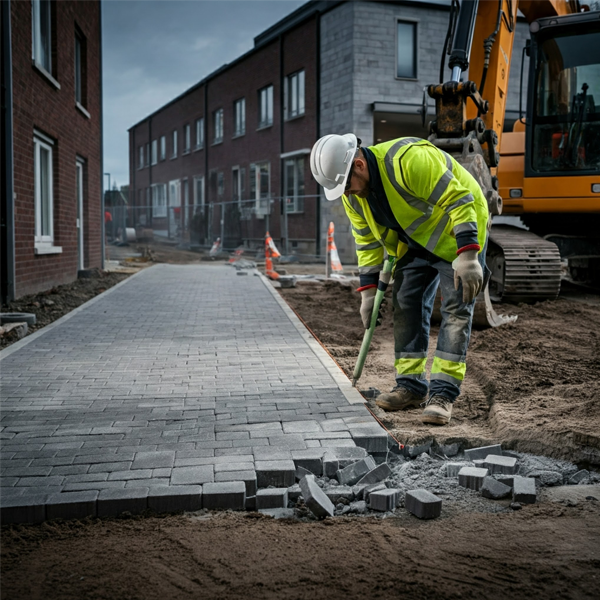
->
[160,135,166,160]
[258,85,274,128]
[151,183,167,217]
[285,70,305,120]
[213,108,224,144]
[171,130,178,159]
[284,156,305,214]
[249,161,270,217]
[193,176,205,212]
[396,19,418,80]
[195,118,204,149]
[32,0,51,74]
[34,132,62,254]
[151,139,158,165]
[184,124,191,153]
[234,98,246,137]
[76,158,85,269]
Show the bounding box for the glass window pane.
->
[40,146,51,236]
[298,71,305,115]
[40,0,51,71]
[75,36,81,103]
[268,87,273,123]
[397,22,416,78]
[291,76,298,116]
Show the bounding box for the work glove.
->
[359,286,386,329]
[453,249,483,303]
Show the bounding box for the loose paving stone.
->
[203,482,246,510]
[480,476,512,500]
[369,488,399,512]
[336,456,377,485]
[464,444,503,461]
[299,475,334,519]
[256,488,288,510]
[458,467,489,491]
[445,463,464,477]
[404,489,442,519]
[496,476,515,488]
[291,449,325,475]
[214,470,257,497]
[356,463,392,486]
[0,494,48,524]
[513,477,537,504]
[361,482,386,501]
[46,491,98,520]
[351,430,389,453]
[295,466,314,481]
[287,483,302,501]
[259,508,295,519]
[484,455,518,474]
[147,486,202,513]
[325,486,354,504]
[568,470,590,485]
[255,460,295,488]
[97,488,149,517]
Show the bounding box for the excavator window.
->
[531,27,600,174]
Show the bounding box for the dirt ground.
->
[3,247,600,598]
[2,499,599,600]
[280,280,600,467]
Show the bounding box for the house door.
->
[168,179,181,239]
[76,160,85,270]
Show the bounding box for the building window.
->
[285,71,305,119]
[34,133,59,252]
[151,139,158,165]
[397,21,417,79]
[234,98,246,137]
[195,118,204,149]
[32,0,52,73]
[258,86,274,128]
[249,161,270,216]
[145,143,150,166]
[193,176,204,211]
[76,158,86,269]
[213,109,223,143]
[152,183,167,217]
[74,30,87,107]
[284,156,305,213]
[160,135,166,160]
[184,124,191,153]
[139,146,144,169]
[171,130,178,158]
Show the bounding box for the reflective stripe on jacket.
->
[343,137,489,272]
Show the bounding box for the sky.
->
[102,0,306,190]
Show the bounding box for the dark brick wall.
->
[11,0,102,298]
[129,15,319,252]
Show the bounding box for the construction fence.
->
[104,192,329,260]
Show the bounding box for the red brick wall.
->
[11,0,102,298]
[129,16,319,252]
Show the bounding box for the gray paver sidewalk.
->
[0,265,389,522]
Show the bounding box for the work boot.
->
[375,386,425,412]
[420,395,453,426]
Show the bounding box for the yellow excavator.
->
[426,0,600,326]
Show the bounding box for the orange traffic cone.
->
[265,231,280,280]
[327,221,343,275]
[229,246,245,263]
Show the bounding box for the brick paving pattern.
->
[0,265,387,522]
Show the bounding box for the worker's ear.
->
[354,157,367,173]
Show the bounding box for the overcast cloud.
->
[102,0,306,189]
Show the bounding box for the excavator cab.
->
[528,15,600,175]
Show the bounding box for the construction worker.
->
[310,134,490,425]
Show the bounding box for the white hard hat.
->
[310,133,358,201]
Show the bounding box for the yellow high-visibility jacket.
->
[342,137,489,276]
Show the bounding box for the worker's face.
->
[344,157,370,198]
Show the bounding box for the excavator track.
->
[486,225,562,303]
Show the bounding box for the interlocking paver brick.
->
[147,486,202,513]
[97,488,149,517]
[256,488,288,510]
[255,460,296,488]
[46,491,98,520]
[0,266,387,521]
[203,482,246,510]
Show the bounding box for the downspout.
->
[315,11,321,258]
[99,0,105,269]
[1,0,15,303]
[279,34,286,253]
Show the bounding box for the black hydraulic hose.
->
[440,0,460,83]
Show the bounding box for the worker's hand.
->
[453,249,483,303]
[359,286,386,329]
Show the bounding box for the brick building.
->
[128,0,528,261]
[1,0,103,302]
